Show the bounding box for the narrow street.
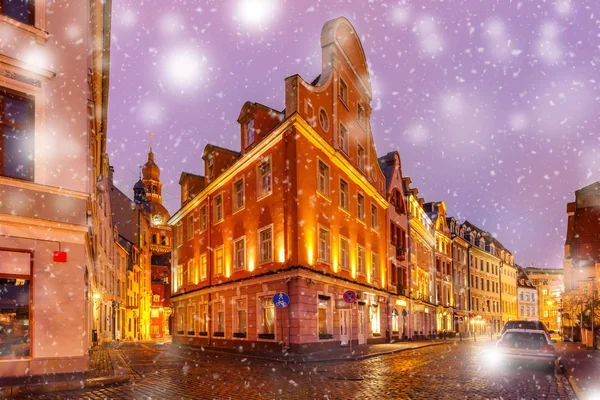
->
[16,341,575,399]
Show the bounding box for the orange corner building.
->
[169,17,398,352]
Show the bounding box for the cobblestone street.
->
[12,341,576,400]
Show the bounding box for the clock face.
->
[152,214,163,225]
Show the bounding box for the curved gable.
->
[320,17,372,99]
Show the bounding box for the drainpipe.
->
[207,193,212,347]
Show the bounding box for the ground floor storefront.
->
[172,269,402,353]
[0,229,89,381]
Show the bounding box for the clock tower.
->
[140,138,171,255]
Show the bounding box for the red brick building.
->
[169,17,395,352]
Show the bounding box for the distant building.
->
[517,266,538,321]
[525,268,564,331]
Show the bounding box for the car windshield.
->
[502,332,548,348]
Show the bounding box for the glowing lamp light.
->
[396,299,407,307]
[248,258,255,272]
[278,248,285,263]
[307,248,314,266]
[93,293,101,300]
[236,0,277,28]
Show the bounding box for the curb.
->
[559,358,583,400]
[173,340,461,364]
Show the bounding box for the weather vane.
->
[148,133,155,152]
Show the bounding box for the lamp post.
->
[587,276,596,351]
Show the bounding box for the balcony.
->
[396,246,406,261]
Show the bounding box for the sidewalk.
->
[172,336,492,364]
[557,341,600,400]
[0,344,129,397]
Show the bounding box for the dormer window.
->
[246,119,255,147]
[207,157,214,179]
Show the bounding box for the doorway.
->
[339,309,350,345]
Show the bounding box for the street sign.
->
[343,290,356,304]
[272,292,290,308]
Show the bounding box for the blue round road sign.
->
[343,290,356,304]
[273,292,290,308]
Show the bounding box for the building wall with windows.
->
[447,219,471,335]
[517,266,539,321]
[378,151,410,340]
[404,183,436,338]
[526,268,564,331]
[501,263,518,326]
[170,17,396,352]
[0,0,111,380]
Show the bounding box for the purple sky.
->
[107,0,600,269]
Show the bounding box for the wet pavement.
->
[11,341,576,399]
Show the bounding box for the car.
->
[500,320,549,337]
[547,329,562,342]
[494,329,557,371]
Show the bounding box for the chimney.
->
[108,165,115,185]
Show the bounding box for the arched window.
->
[153,294,160,302]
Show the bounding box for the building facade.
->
[500,263,518,326]
[403,181,436,338]
[517,266,538,321]
[0,0,111,381]
[379,152,410,340]
[447,218,471,335]
[563,181,600,334]
[526,268,564,331]
[170,18,397,352]
[424,202,453,333]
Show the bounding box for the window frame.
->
[371,252,379,283]
[0,0,35,26]
[232,177,245,213]
[257,156,272,200]
[339,178,349,211]
[258,225,273,264]
[317,158,330,198]
[318,225,331,264]
[233,236,246,271]
[357,245,365,276]
[357,103,365,128]
[357,144,365,171]
[0,87,35,181]
[199,253,207,281]
[370,204,378,231]
[213,193,223,224]
[339,236,350,271]
[246,119,255,147]
[339,123,349,154]
[339,78,348,106]
[186,215,194,241]
[234,297,248,336]
[214,246,224,276]
[357,192,366,222]
[199,205,208,232]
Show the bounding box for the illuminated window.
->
[257,157,272,198]
[153,294,160,302]
[318,226,330,263]
[213,194,223,223]
[258,226,273,263]
[200,303,209,333]
[340,236,350,270]
[370,304,380,334]
[233,237,245,270]
[0,251,31,360]
[371,252,379,282]
[339,179,349,210]
[317,296,331,337]
[177,265,183,289]
[260,296,275,336]
[233,178,245,211]
[151,309,159,318]
[317,160,330,197]
[215,247,224,276]
[199,253,207,281]
[357,246,365,275]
